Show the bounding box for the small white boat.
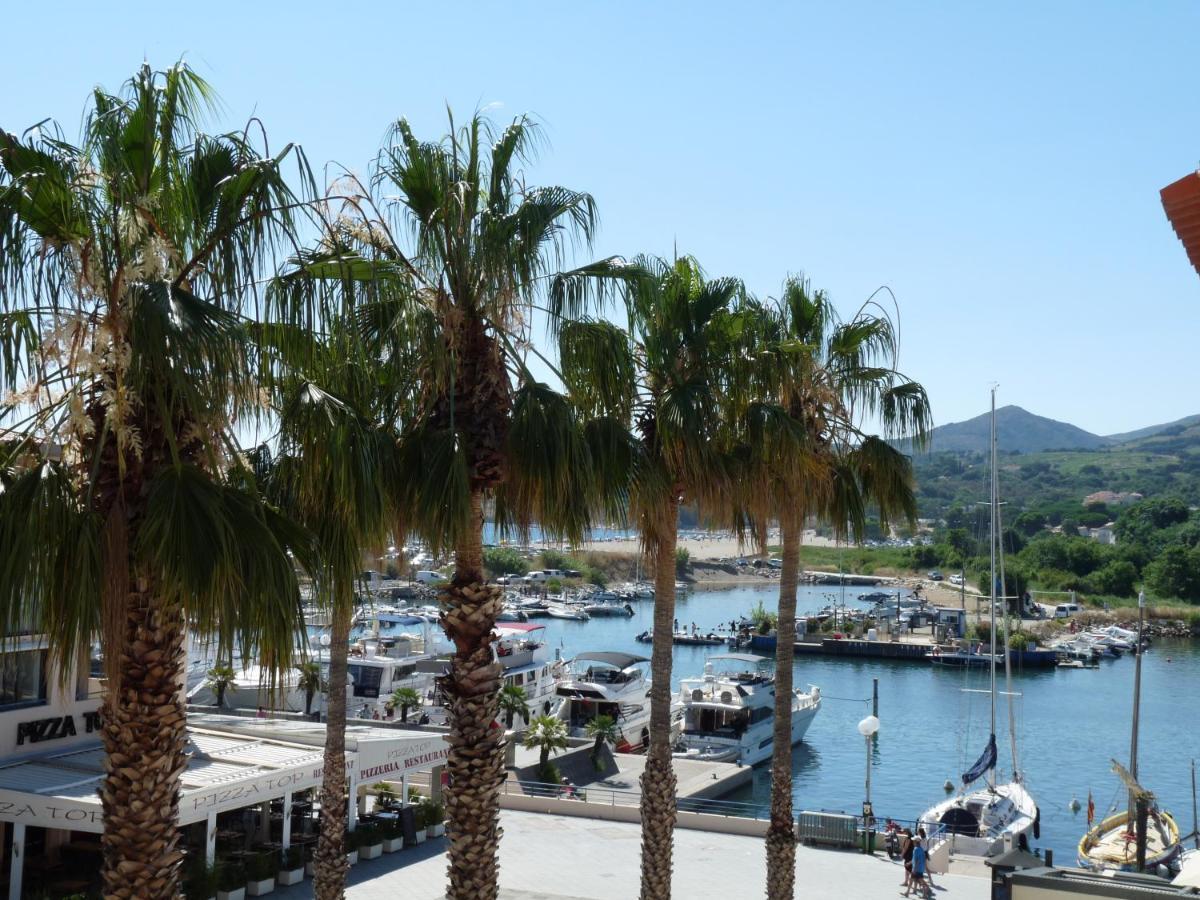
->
[546,604,589,621]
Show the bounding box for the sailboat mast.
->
[1129,590,1145,816]
[989,389,998,750]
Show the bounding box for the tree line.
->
[912,495,1200,603]
[0,62,930,900]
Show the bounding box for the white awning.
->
[0,728,336,833]
[186,713,451,783]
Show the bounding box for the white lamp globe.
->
[857,715,880,738]
[319,634,331,648]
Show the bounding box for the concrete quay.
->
[507,741,754,801]
[270,810,991,899]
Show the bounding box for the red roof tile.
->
[1161,171,1200,277]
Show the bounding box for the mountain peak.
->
[926,406,1108,454]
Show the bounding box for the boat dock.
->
[507,741,753,801]
[792,634,935,661]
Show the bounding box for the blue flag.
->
[962,734,997,786]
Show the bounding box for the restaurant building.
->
[0,637,448,897]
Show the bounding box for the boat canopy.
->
[574,651,649,669]
[375,614,426,626]
[495,623,546,635]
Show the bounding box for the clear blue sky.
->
[4,1,1199,435]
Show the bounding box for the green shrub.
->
[216,860,245,891]
[421,797,445,827]
[675,547,690,575]
[484,547,529,576]
[282,845,304,870]
[183,857,218,900]
[245,849,277,882]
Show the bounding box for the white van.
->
[415,570,445,585]
[1052,603,1081,619]
[525,570,547,584]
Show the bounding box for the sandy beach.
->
[576,529,841,559]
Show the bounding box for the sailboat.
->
[1077,591,1184,873]
[918,389,1039,856]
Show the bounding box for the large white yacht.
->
[553,651,658,751]
[672,653,820,767]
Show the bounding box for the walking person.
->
[905,836,929,899]
[917,827,936,890]
[899,828,914,891]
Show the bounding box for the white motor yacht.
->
[554,651,660,751]
[672,653,820,767]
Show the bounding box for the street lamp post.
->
[858,714,880,853]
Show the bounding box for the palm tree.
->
[391,686,421,722]
[585,714,618,770]
[300,111,622,900]
[257,248,409,900]
[523,715,569,779]
[0,62,313,899]
[499,684,531,730]
[296,660,323,716]
[205,665,237,709]
[555,255,745,900]
[742,278,930,900]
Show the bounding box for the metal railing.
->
[503,778,768,820]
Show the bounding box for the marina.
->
[402,580,1200,862]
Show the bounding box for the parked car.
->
[415,570,445,584]
[948,573,964,586]
[928,570,944,581]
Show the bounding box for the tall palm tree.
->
[256,242,411,900]
[555,255,745,900]
[295,112,624,900]
[0,62,313,899]
[743,278,931,900]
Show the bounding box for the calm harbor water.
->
[496,583,1200,860]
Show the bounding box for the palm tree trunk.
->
[766,510,801,900]
[442,488,505,900]
[99,580,189,900]
[640,513,679,900]
[313,586,351,900]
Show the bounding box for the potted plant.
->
[357,821,384,860]
[245,850,276,896]
[422,798,446,837]
[215,860,246,900]
[344,828,359,866]
[381,814,405,853]
[410,804,428,845]
[278,846,304,887]
[183,857,219,900]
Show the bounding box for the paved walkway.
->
[276,811,989,899]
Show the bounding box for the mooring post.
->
[872,678,879,718]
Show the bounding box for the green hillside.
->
[914,438,1200,521]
